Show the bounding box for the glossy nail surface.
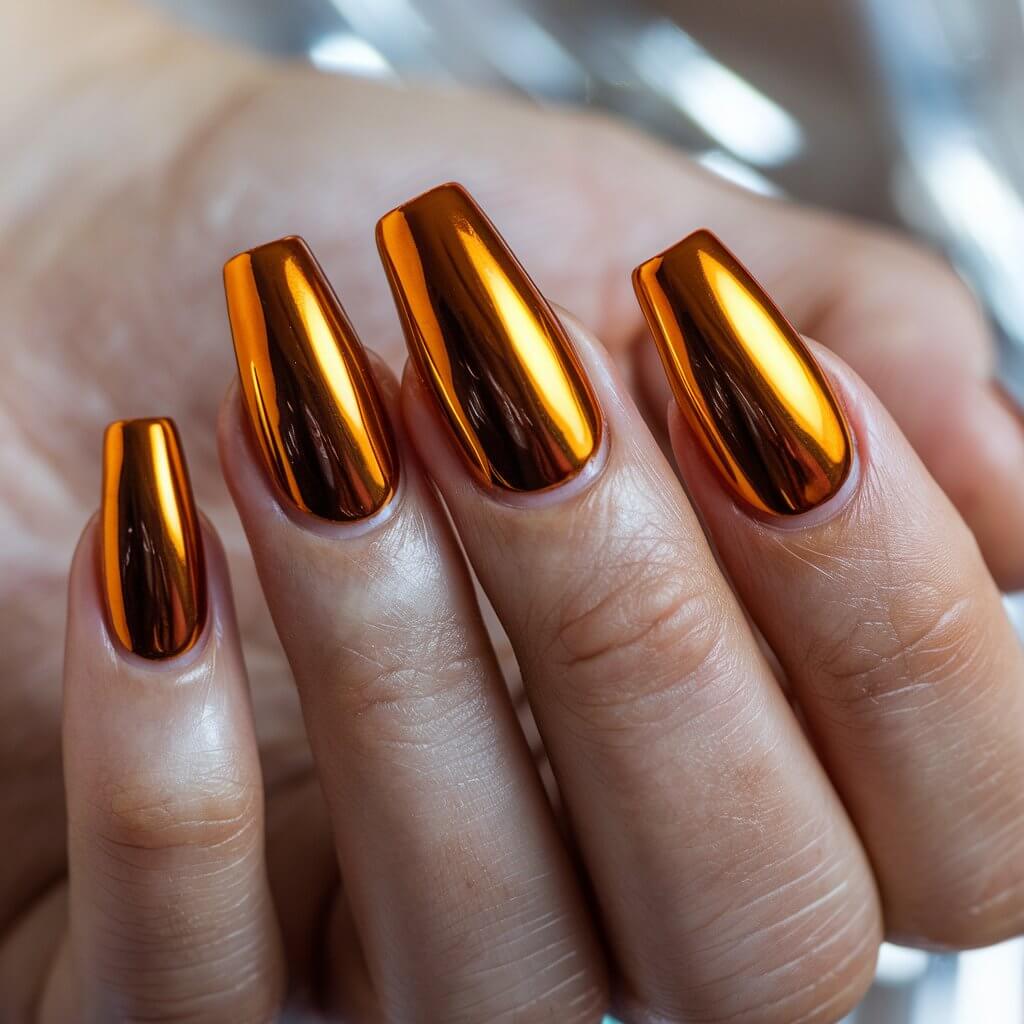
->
[101,418,205,659]
[633,230,852,515]
[224,236,397,521]
[377,182,601,492]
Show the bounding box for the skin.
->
[5,0,1024,1020]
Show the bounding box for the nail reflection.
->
[224,236,397,521]
[101,418,205,659]
[376,182,602,492]
[633,230,852,515]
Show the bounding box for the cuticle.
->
[751,373,865,531]
[472,420,612,511]
[275,462,408,539]
[107,592,213,672]
[747,436,863,533]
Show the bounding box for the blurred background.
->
[150,1,1024,1020]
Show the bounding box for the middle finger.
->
[380,183,882,1024]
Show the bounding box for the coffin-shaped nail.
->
[376,182,602,492]
[101,418,206,659]
[633,230,853,515]
[224,236,397,521]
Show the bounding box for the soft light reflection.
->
[148,423,187,563]
[309,31,396,78]
[699,250,845,461]
[460,227,591,453]
[329,0,431,37]
[917,138,1024,347]
[695,150,783,197]
[471,9,584,94]
[632,20,803,167]
[873,941,930,986]
[922,140,1024,262]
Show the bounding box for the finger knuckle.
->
[94,970,284,1024]
[91,760,260,857]
[841,228,992,361]
[796,566,1024,950]
[804,574,990,728]
[333,619,496,759]
[434,911,608,1024]
[737,901,878,1024]
[546,541,732,726]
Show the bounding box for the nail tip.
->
[633,228,729,280]
[224,235,312,277]
[384,179,472,214]
[376,181,475,249]
[105,414,174,431]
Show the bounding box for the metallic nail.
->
[633,230,853,515]
[101,418,206,659]
[376,182,602,492]
[224,236,398,521]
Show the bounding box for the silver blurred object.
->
[862,0,1024,401]
[154,0,892,210]
[152,2,1024,1021]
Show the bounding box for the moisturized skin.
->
[633,230,852,515]
[377,182,602,492]
[224,236,397,521]
[100,417,205,659]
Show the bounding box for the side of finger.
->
[41,420,284,1023]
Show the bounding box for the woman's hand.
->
[5,1,1024,1022]
[36,187,1024,1023]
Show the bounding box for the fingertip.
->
[63,472,282,1020]
[822,328,1024,590]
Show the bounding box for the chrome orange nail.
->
[101,418,205,659]
[633,230,852,515]
[224,236,397,521]
[376,182,602,492]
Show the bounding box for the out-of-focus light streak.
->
[309,32,396,78]
[631,21,804,167]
